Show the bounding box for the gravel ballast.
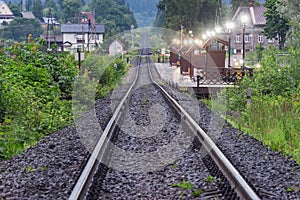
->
[0,60,299,199]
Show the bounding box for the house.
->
[20,12,35,19]
[79,12,95,24]
[40,34,63,51]
[0,1,14,26]
[108,38,125,56]
[202,37,228,71]
[42,17,59,25]
[230,0,276,57]
[61,23,105,51]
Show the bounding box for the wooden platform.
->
[155,63,236,96]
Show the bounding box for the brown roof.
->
[79,12,95,24]
[202,37,229,48]
[250,6,266,25]
[20,12,35,19]
[232,6,266,26]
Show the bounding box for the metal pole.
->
[180,25,183,49]
[228,36,231,68]
[242,24,245,69]
[77,48,81,69]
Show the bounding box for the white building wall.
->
[62,32,104,51]
[109,40,124,56]
[0,2,14,26]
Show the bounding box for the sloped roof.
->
[250,6,266,25]
[109,38,125,48]
[80,12,95,24]
[0,1,13,16]
[61,24,105,34]
[186,43,202,54]
[202,36,229,48]
[20,12,35,19]
[232,6,266,26]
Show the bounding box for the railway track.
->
[69,48,260,200]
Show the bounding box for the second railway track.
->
[69,49,259,200]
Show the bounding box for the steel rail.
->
[69,55,141,200]
[70,51,260,200]
[147,57,260,200]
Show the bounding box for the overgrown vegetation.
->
[218,43,299,165]
[0,41,129,160]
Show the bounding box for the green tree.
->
[88,0,136,35]
[62,0,83,23]
[32,0,44,20]
[27,0,33,11]
[0,17,43,42]
[155,0,216,34]
[277,0,300,21]
[263,0,289,49]
[277,0,300,46]
[44,0,57,9]
[125,0,159,27]
[8,3,21,16]
[230,0,248,15]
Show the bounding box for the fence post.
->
[247,88,252,105]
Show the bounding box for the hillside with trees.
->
[153,0,267,32]
[154,0,218,34]
[125,0,159,27]
[0,0,137,41]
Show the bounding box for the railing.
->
[195,67,253,85]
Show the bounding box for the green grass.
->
[171,181,205,198]
[212,96,300,165]
[171,181,194,190]
[240,97,300,164]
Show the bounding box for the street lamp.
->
[226,21,234,68]
[241,15,248,69]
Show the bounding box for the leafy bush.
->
[0,41,77,160]
[221,45,300,164]
[0,41,131,160]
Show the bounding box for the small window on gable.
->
[258,34,264,43]
[236,34,241,43]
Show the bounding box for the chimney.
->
[249,0,255,7]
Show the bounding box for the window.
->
[245,34,250,43]
[258,34,264,43]
[236,34,241,43]
[90,35,99,40]
[268,38,275,43]
[77,34,84,40]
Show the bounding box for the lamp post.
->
[241,15,247,69]
[226,21,234,68]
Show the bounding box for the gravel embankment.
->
[150,61,300,200]
[0,60,298,200]
[0,97,112,200]
[0,65,137,199]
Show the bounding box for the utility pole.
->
[131,24,134,49]
[180,24,183,49]
[47,9,52,51]
[88,19,90,51]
